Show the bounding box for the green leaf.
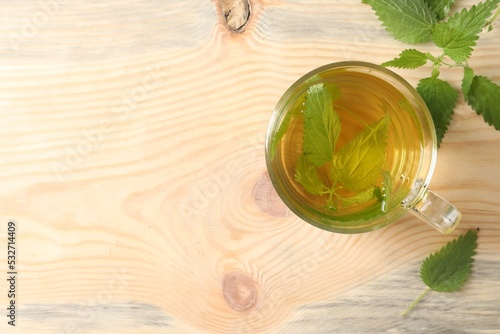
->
[467,75,500,130]
[294,154,326,195]
[424,0,456,20]
[421,229,478,292]
[340,187,376,207]
[334,115,389,193]
[303,83,342,167]
[462,66,475,101]
[431,0,500,63]
[363,0,437,44]
[382,49,429,69]
[402,229,478,316]
[416,77,458,146]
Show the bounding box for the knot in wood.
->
[252,174,288,217]
[222,272,258,312]
[220,0,251,33]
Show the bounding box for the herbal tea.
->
[267,62,461,234]
[270,69,424,223]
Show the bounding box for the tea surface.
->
[272,69,424,223]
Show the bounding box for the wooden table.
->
[1,1,500,333]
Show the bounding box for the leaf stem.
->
[402,287,432,317]
[485,7,500,29]
[333,104,372,129]
[440,61,463,68]
[425,52,439,63]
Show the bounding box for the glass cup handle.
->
[408,190,462,234]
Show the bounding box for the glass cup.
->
[265,61,461,234]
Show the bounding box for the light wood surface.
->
[1,1,500,333]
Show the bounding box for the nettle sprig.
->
[294,84,394,211]
[363,0,500,146]
[403,229,478,316]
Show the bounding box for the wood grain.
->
[0,1,500,333]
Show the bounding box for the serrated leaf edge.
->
[420,230,478,292]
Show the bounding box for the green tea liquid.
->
[274,69,423,221]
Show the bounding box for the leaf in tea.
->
[294,154,327,195]
[293,82,400,213]
[333,115,390,193]
[340,186,377,207]
[303,83,342,167]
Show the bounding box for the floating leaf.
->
[334,116,390,193]
[303,83,342,167]
[294,154,327,195]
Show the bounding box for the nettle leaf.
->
[421,229,478,292]
[372,170,394,210]
[417,77,458,146]
[303,83,342,167]
[294,154,326,195]
[403,230,478,317]
[431,0,500,63]
[340,187,376,207]
[467,75,500,130]
[362,0,437,44]
[382,49,429,69]
[425,0,456,20]
[334,116,389,193]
